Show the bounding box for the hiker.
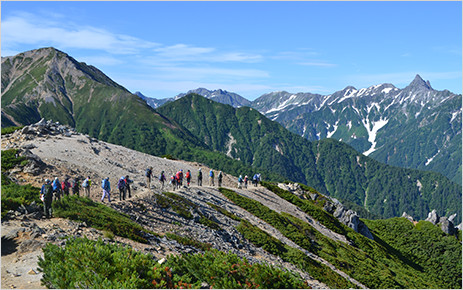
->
[82,176,92,197]
[252,174,258,187]
[145,166,153,188]
[71,178,80,196]
[176,170,183,188]
[170,174,177,191]
[186,170,191,187]
[52,177,61,201]
[209,169,215,186]
[118,176,127,201]
[159,171,166,190]
[101,177,111,203]
[197,168,203,186]
[244,175,248,189]
[238,175,243,189]
[125,175,133,198]
[41,179,53,219]
[218,171,223,187]
[61,178,71,196]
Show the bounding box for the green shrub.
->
[1,126,24,135]
[165,233,212,252]
[1,181,42,218]
[52,195,151,243]
[364,218,462,289]
[165,249,308,289]
[38,237,159,289]
[38,237,308,289]
[1,149,27,171]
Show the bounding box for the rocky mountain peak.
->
[405,74,433,91]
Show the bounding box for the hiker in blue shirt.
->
[101,177,111,203]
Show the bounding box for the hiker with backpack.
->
[244,175,248,189]
[252,174,258,187]
[71,178,80,196]
[198,168,203,186]
[52,177,61,201]
[159,171,166,190]
[218,171,223,187]
[82,176,91,197]
[170,173,177,191]
[125,175,133,198]
[118,176,127,201]
[176,170,183,188]
[145,167,153,188]
[101,177,111,203]
[238,175,244,189]
[61,178,71,196]
[209,169,215,186]
[186,170,191,187]
[41,179,53,219]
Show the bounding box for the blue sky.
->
[1,1,461,100]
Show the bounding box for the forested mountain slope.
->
[157,94,462,223]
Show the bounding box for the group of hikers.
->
[145,167,261,191]
[40,175,93,218]
[40,167,262,219]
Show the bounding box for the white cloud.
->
[1,12,159,55]
[151,44,262,63]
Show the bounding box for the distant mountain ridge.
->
[137,76,461,184]
[250,75,462,184]
[137,88,251,109]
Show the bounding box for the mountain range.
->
[139,76,461,185]
[1,47,461,224]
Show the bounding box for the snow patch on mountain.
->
[362,118,389,156]
[327,121,339,138]
[425,150,441,166]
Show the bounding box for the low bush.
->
[52,195,151,243]
[1,183,42,217]
[38,237,308,289]
[1,126,23,135]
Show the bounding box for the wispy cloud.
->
[151,44,262,64]
[298,61,336,67]
[2,12,159,55]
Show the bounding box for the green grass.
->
[218,187,444,289]
[52,195,152,243]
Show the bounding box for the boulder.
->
[401,212,414,223]
[323,201,335,214]
[439,218,456,235]
[425,209,439,225]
